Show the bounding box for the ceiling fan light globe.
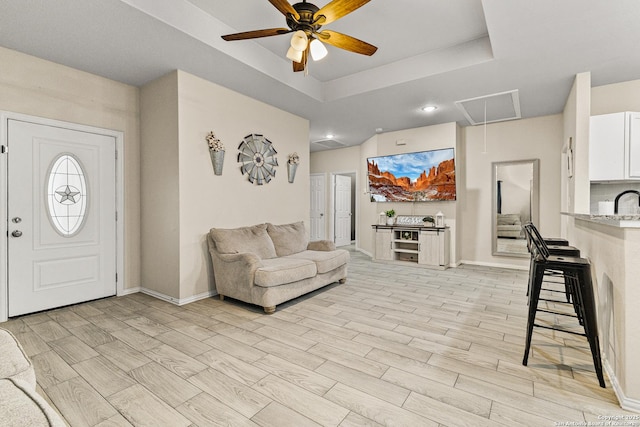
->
[290,30,308,51]
[310,39,328,61]
[286,46,303,63]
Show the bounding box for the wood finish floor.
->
[3,247,633,426]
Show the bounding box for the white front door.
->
[310,174,325,241]
[8,119,117,317]
[334,174,351,247]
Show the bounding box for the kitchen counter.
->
[562,212,640,228]
[563,214,640,410]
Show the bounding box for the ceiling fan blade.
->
[268,0,300,20]
[222,28,291,41]
[313,0,371,25]
[293,45,309,72]
[317,30,377,56]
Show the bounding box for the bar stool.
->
[523,222,579,256]
[523,225,605,388]
[523,223,580,304]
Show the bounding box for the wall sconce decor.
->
[287,152,300,183]
[206,131,225,175]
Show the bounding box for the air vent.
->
[312,139,346,149]
[455,90,521,125]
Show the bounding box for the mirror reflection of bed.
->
[492,159,539,257]
[496,213,527,254]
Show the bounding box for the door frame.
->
[0,111,126,322]
[330,170,358,247]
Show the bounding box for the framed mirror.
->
[492,159,539,257]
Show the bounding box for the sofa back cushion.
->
[209,223,277,259]
[267,222,308,257]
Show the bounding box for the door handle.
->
[11,230,22,238]
[12,217,22,223]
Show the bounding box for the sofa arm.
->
[307,240,336,251]
[209,250,265,304]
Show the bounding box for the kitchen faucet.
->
[614,190,640,214]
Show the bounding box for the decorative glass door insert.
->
[46,154,88,236]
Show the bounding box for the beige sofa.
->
[207,222,349,313]
[0,328,67,426]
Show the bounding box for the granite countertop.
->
[563,212,640,228]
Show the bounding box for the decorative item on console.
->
[423,215,435,226]
[378,212,386,225]
[435,211,445,227]
[385,209,396,225]
[206,131,225,175]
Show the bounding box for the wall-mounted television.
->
[367,148,456,202]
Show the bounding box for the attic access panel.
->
[455,90,521,125]
[312,139,346,149]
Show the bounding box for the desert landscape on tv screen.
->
[367,148,456,202]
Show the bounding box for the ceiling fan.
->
[221,0,377,72]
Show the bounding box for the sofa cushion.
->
[0,378,67,426]
[210,224,277,260]
[255,258,317,288]
[0,328,36,388]
[267,222,308,257]
[286,249,350,274]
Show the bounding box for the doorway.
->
[310,173,326,241]
[332,171,357,247]
[1,113,125,320]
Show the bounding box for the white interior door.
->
[334,174,351,247]
[310,174,325,241]
[8,119,117,316]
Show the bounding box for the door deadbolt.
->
[11,230,22,238]
[12,217,22,223]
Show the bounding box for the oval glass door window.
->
[46,154,88,236]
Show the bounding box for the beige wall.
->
[141,70,310,302]
[562,72,592,216]
[140,72,181,299]
[461,115,564,268]
[311,117,563,268]
[0,46,141,290]
[592,78,640,115]
[311,123,460,262]
[310,145,361,245]
[358,135,380,255]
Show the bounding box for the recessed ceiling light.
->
[326,134,335,139]
[421,105,438,113]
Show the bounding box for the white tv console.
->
[372,224,450,269]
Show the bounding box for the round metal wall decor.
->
[237,134,278,185]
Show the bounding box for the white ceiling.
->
[1,0,640,151]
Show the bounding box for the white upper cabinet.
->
[628,113,640,178]
[590,112,640,181]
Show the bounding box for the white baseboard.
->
[139,287,217,306]
[118,286,141,296]
[604,359,640,413]
[460,259,529,271]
